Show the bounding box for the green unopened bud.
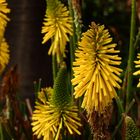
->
[51,64,71,109]
[125,116,140,140]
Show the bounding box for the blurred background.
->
[5,0,140,100]
[5,0,52,100]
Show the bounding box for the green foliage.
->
[1,0,140,139]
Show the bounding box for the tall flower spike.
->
[0,38,10,73]
[42,0,73,62]
[133,53,140,87]
[0,0,10,42]
[32,65,82,140]
[72,22,122,113]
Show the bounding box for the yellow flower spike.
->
[72,22,122,114]
[0,0,10,22]
[32,101,82,140]
[0,38,10,73]
[133,53,140,87]
[0,0,10,41]
[32,67,82,140]
[42,0,73,62]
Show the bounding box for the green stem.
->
[68,0,77,94]
[126,0,136,107]
[115,97,124,115]
[112,99,135,139]
[52,55,58,82]
[134,29,140,49]
[33,79,42,98]
[121,67,128,103]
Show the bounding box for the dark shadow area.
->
[5,0,53,99]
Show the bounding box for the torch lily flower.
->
[32,66,82,140]
[42,0,73,62]
[72,22,122,113]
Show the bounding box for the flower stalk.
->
[68,0,77,94]
[111,99,135,139]
[126,0,136,107]
[52,55,58,82]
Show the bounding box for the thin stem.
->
[121,67,128,105]
[115,97,124,115]
[126,0,136,107]
[71,0,82,41]
[68,0,75,61]
[111,99,135,139]
[25,99,33,116]
[52,55,58,82]
[68,0,77,94]
[134,29,140,49]
[33,79,42,98]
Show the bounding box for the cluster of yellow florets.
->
[42,0,73,62]
[72,22,123,113]
[0,0,10,73]
[32,67,82,140]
